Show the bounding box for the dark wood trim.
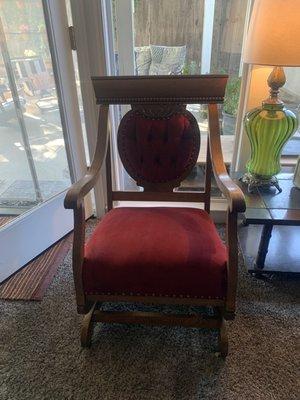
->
[208,104,246,213]
[85,293,225,308]
[81,301,97,347]
[112,190,206,203]
[64,105,110,210]
[246,218,300,226]
[92,310,221,329]
[225,209,239,315]
[255,223,273,269]
[204,136,212,213]
[106,139,113,212]
[72,204,86,308]
[92,75,228,105]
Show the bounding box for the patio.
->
[0,105,70,216]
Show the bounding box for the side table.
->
[233,172,300,272]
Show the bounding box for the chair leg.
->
[218,317,228,358]
[81,301,97,348]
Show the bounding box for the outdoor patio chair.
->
[64,75,245,357]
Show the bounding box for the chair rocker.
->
[64,75,245,357]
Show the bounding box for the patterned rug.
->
[0,233,72,301]
[0,216,13,228]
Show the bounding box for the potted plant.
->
[222,76,241,135]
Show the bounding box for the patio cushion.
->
[134,46,152,75]
[83,207,227,299]
[149,44,186,75]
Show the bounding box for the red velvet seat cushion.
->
[83,207,227,300]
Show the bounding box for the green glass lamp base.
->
[241,67,298,195]
[240,172,282,193]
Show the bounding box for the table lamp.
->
[241,0,300,192]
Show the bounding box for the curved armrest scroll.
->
[64,171,98,209]
[208,104,246,213]
[64,105,110,210]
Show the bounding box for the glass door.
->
[102,0,250,193]
[0,0,87,281]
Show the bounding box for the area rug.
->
[0,233,72,301]
[0,220,299,400]
[0,217,13,228]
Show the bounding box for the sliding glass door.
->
[0,1,71,222]
[0,0,88,281]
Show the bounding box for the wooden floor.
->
[0,232,72,301]
[0,216,13,228]
[239,224,300,273]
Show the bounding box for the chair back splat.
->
[92,75,228,209]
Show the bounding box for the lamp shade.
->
[243,0,300,66]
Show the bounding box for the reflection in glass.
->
[0,0,71,227]
[281,68,300,157]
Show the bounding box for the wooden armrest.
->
[213,172,246,213]
[64,105,109,210]
[64,170,98,209]
[208,104,246,213]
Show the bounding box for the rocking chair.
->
[64,75,245,357]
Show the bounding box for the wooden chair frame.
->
[64,75,245,356]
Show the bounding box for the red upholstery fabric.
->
[117,111,200,184]
[83,207,227,300]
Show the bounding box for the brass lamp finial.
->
[264,66,286,105]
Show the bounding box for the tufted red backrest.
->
[92,75,228,206]
[117,107,200,191]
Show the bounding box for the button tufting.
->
[117,109,200,186]
[155,155,161,165]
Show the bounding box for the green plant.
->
[1,1,48,59]
[223,76,241,116]
[182,60,199,75]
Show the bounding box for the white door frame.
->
[101,0,134,191]
[201,0,215,74]
[0,0,87,282]
[70,0,115,212]
[0,192,73,281]
[101,0,122,191]
[44,0,86,182]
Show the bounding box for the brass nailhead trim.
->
[86,291,225,300]
[97,96,224,104]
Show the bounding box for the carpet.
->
[0,220,299,400]
[0,233,72,301]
